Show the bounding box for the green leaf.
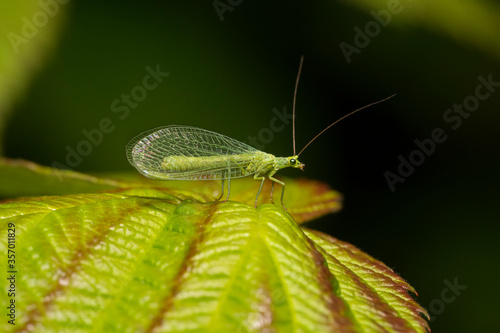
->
[348,0,500,60]
[0,1,68,149]
[0,160,428,332]
[0,158,127,197]
[304,229,430,332]
[0,158,342,223]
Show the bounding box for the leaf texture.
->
[0,158,342,223]
[0,191,428,333]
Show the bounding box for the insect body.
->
[126,125,304,207]
[126,56,395,208]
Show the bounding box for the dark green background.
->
[4,1,500,332]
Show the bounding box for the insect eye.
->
[290,158,296,165]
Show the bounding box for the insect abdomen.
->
[160,152,275,179]
[161,156,231,171]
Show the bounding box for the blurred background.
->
[1,1,499,332]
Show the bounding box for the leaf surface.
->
[0,158,342,223]
[348,0,500,60]
[1,184,428,332]
[0,1,68,148]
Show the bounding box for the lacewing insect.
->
[126,56,395,208]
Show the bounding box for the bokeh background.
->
[1,1,499,332]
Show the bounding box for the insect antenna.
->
[292,55,304,156]
[297,93,397,156]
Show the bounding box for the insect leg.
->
[223,165,231,202]
[270,182,275,204]
[216,179,225,201]
[268,172,286,209]
[224,178,231,202]
[253,173,266,208]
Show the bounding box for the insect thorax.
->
[244,151,276,175]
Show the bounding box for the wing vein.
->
[126,126,273,180]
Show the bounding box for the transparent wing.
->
[126,125,267,180]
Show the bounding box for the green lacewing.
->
[126,56,395,208]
